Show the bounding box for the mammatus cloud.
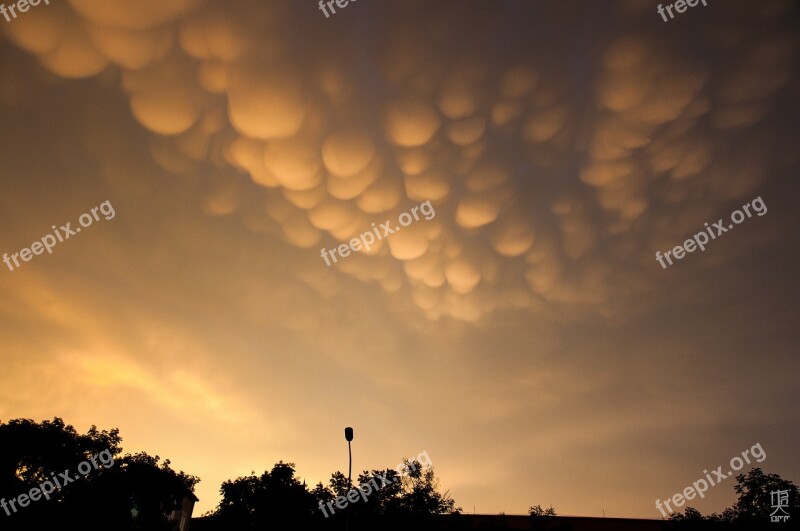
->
[2,1,796,323]
[2,0,799,519]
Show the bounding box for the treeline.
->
[0,418,198,531]
[666,468,799,529]
[203,458,459,530]
[0,418,459,531]
[4,417,796,531]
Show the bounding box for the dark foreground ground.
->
[192,513,796,531]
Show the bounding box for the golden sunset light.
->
[0,1,798,529]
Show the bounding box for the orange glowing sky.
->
[1,0,799,519]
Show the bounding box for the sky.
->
[0,0,799,520]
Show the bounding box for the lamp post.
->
[344,427,353,531]
[345,427,353,484]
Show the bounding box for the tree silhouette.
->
[394,457,459,517]
[309,457,459,530]
[210,456,460,530]
[212,461,320,530]
[668,468,798,527]
[720,468,798,523]
[528,504,557,516]
[0,417,198,531]
[106,453,200,531]
[668,506,704,522]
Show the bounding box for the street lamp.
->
[344,427,353,531]
[344,427,353,488]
